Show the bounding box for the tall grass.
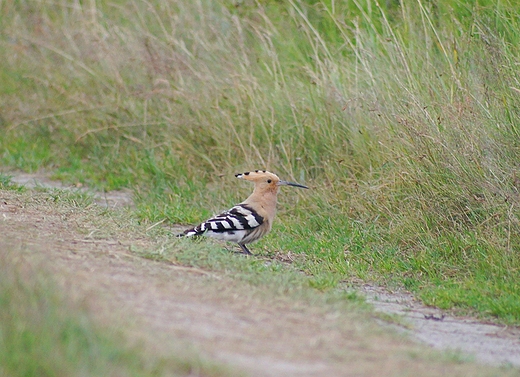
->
[1,0,520,322]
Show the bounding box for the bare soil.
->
[8,172,133,208]
[1,173,519,376]
[364,286,520,367]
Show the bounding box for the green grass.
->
[0,243,239,377]
[2,0,520,325]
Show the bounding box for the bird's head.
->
[235,170,308,192]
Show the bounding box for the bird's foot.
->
[238,244,253,255]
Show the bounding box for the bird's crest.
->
[235,170,280,183]
[235,170,308,189]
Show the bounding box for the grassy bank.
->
[1,0,520,324]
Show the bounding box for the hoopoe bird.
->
[178,170,308,255]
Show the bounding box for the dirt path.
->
[1,174,519,376]
[364,286,520,367]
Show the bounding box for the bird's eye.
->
[267,179,272,183]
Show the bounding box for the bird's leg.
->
[239,243,252,255]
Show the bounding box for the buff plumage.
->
[179,170,308,254]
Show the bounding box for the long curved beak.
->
[277,180,309,189]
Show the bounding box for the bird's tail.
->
[176,226,202,238]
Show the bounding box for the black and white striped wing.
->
[182,204,264,243]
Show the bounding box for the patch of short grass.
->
[0,240,242,377]
[134,233,366,307]
[2,0,520,324]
